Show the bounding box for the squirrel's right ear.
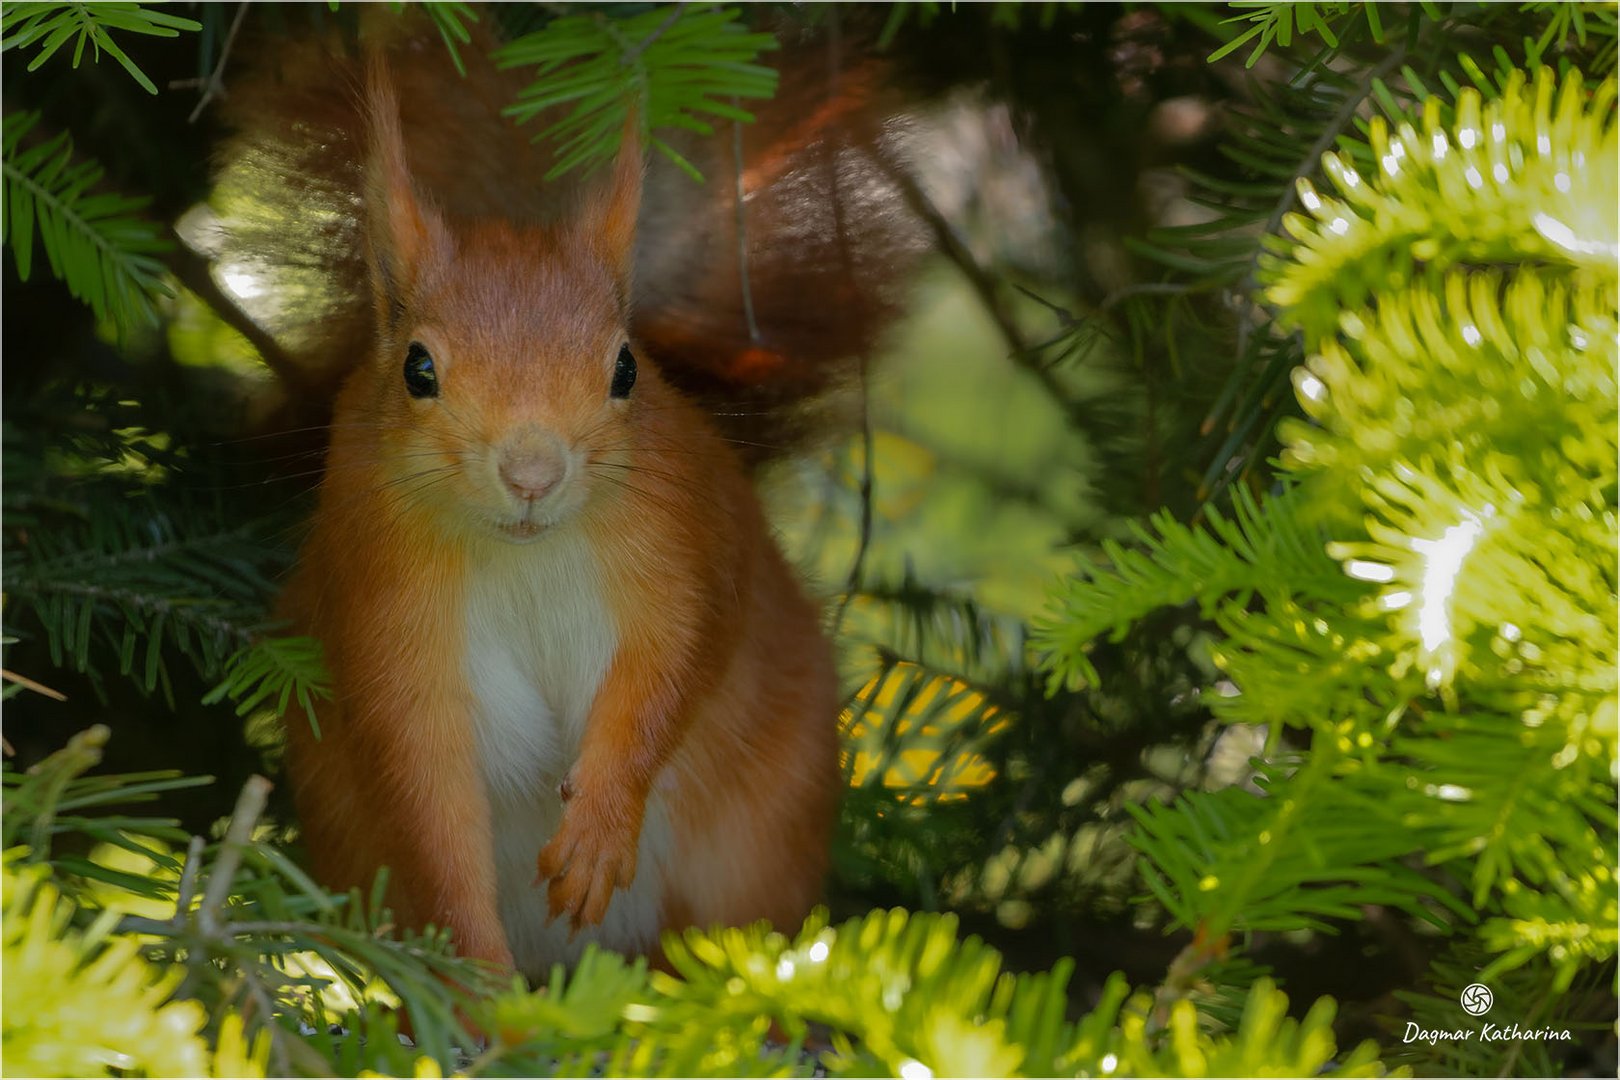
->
[363,59,450,329]
[573,110,645,293]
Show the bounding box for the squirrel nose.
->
[498,445,564,502]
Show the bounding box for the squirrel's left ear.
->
[363,58,452,331]
[575,111,644,291]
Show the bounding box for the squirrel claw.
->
[535,796,640,930]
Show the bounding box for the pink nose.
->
[499,448,563,502]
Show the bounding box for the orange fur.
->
[278,52,842,978]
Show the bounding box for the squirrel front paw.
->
[534,790,641,930]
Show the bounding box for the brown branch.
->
[165,235,311,393]
[881,159,1030,355]
[876,157,1101,430]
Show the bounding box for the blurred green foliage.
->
[1040,55,1617,1077]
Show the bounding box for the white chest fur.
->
[462,529,673,975]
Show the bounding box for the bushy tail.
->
[211,11,925,461]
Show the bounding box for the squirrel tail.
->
[211,12,924,462]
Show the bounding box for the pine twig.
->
[199,774,273,935]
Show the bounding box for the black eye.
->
[404,342,438,399]
[610,344,637,399]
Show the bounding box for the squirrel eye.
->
[610,343,637,399]
[403,342,438,399]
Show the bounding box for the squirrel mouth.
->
[499,519,545,541]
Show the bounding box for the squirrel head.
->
[356,61,653,546]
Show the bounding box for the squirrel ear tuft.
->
[363,58,450,328]
[577,109,644,290]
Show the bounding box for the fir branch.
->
[1126,49,1386,499]
[2,854,268,1077]
[875,1,943,49]
[1,112,173,332]
[420,1,477,77]
[1039,49,1616,1064]
[842,656,1010,807]
[639,910,1388,1078]
[1126,753,1472,940]
[1033,484,1361,691]
[496,4,779,180]
[1266,69,1619,338]
[1207,2,1384,67]
[844,572,1032,690]
[1,725,205,892]
[203,635,330,734]
[1523,1,1620,72]
[0,2,201,94]
[2,474,298,701]
[1234,46,1406,355]
[2,729,1397,1077]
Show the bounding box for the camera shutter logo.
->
[1460,983,1493,1016]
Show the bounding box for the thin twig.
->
[239,967,293,1077]
[881,160,1030,356]
[185,920,354,936]
[116,915,342,940]
[118,914,187,936]
[731,100,760,343]
[618,2,686,67]
[0,668,67,701]
[199,774,273,935]
[879,156,1109,434]
[1232,46,1407,366]
[1147,930,1229,1035]
[175,834,206,918]
[1011,282,1079,328]
[1014,281,1197,332]
[836,389,875,629]
[1097,281,1196,314]
[181,2,251,124]
[821,9,875,633]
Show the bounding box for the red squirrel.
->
[222,13,921,975]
